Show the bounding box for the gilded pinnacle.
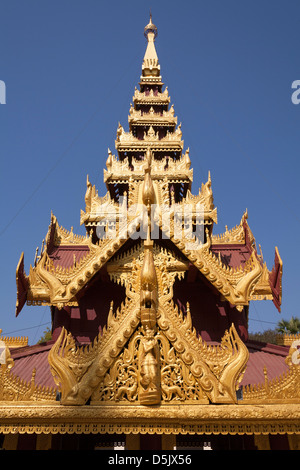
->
[142,14,160,77]
[144,13,158,40]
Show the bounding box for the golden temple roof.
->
[6,17,300,446]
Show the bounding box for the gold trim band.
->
[0,403,299,435]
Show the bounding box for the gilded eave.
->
[0,403,299,436]
[103,149,193,185]
[115,126,183,153]
[133,87,170,105]
[128,105,177,128]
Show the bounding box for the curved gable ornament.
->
[48,256,249,406]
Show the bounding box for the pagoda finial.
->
[142,14,160,77]
[144,11,158,40]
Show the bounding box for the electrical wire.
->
[0,52,141,237]
[1,322,51,336]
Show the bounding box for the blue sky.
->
[0,0,299,344]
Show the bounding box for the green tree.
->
[248,329,278,344]
[276,316,300,334]
[38,327,52,344]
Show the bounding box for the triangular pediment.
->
[48,242,250,406]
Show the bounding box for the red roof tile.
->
[48,245,90,269]
[10,342,57,389]
[211,245,251,268]
[240,341,289,386]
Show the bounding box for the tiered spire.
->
[81,15,216,243]
[15,16,282,334]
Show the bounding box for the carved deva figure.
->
[139,326,160,405]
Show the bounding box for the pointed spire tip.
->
[144,12,158,40]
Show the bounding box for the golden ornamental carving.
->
[157,212,263,310]
[132,87,170,105]
[48,299,140,406]
[184,171,214,212]
[138,237,161,405]
[90,323,245,406]
[49,213,91,246]
[249,260,274,301]
[48,246,249,406]
[23,208,147,308]
[211,211,249,245]
[21,199,273,314]
[115,141,183,153]
[115,125,183,150]
[104,149,193,184]
[0,403,299,436]
[0,330,28,348]
[128,105,177,127]
[107,242,187,287]
[92,330,140,403]
[157,305,249,403]
[48,258,142,404]
[276,333,300,346]
[49,322,248,406]
[141,149,155,209]
[159,329,208,403]
[81,181,123,225]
